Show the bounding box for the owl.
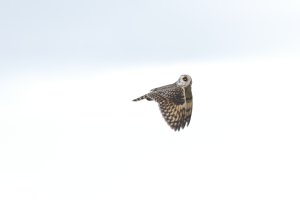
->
[133,74,193,131]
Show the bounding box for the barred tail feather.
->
[132,94,152,102]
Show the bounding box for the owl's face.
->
[176,74,192,87]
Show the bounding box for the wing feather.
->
[147,87,191,131]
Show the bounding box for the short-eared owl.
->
[133,75,193,131]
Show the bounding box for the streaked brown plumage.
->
[133,75,193,131]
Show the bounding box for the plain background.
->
[0,0,300,199]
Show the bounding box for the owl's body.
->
[133,75,193,131]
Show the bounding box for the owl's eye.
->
[182,77,188,81]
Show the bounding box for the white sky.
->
[0,55,300,200]
[1,0,300,199]
[0,0,300,64]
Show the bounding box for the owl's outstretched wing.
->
[158,100,188,131]
[150,83,177,92]
[147,87,191,131]
[184,97,193,127]
[149,86,185,105]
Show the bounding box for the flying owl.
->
[133,74,193,131]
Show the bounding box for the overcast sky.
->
[1,1,300,199]
[0,0,300,67]
[1,57,300,199]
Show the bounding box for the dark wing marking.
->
[147,87,189,131]
[150,86,185,105]
[183,85,193,127]
[158,100,187,131]
[185,99,193,127]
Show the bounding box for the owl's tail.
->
[132,94,152,102]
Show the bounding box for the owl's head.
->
[176,74,192,87]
